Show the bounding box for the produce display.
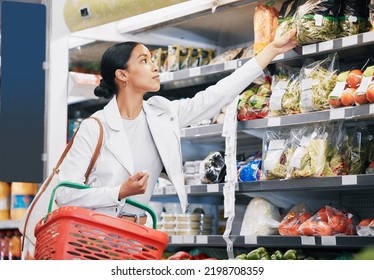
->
[235,247,312,260]
[199,151,226,184]
[339,0,372,37]
[329,65,374,108]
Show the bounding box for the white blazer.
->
[56,58,263,215]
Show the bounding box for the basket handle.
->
[47,181,158,229]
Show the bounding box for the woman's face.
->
[124,44,160,93]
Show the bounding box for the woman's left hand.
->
[272,29,298,55]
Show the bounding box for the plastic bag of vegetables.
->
[278,203,312,236]
[239,197,281,236]
[287,124,330,178]
[338,0,371,37]
[323,121,350,176]
[262,129,294,180]
[275,0,299,39]
[269,64,298,116]
[299,53,338,113]
[296,0,340,45]
[299,205,356,236]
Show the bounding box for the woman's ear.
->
[115,69,127,81]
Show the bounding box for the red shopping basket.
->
[34,182,169,260]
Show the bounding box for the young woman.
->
[56,30,297,223]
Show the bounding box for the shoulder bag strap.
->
[21,117,103,249]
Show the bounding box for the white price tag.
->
[319,40,333,52]
[166,186,177,195]
[342,175,357,185]
[171,235,183,243]
[224,60,237,70]
[330,108,346,120]
[267,117,281,127]
[342,35,358,47]
[244,235,258,244]
[356,76,372,94]
[189,67,201,77]
[183,235,195,243]
[321,236,337,246]
[363,31,374,43]
[207,184,220,193]
[348,15,357,23]
[196,235,208,244]
[160,72,174,82]
[268,139,286,150]
[370,104,374,115]
[302,44,317,55]
[314,14,323,26]
[301,236,316,245]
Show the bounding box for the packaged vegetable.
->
[287,124,330,178]
[240,197,281,236]
[278,203,313,236]
[300,53,338,113]
[209,47,243,65]
[299,205,356,236]
[262,129,293,180]
[296,0,340,45]
[275,0,298,39]
[338,0,371,37]
[253,1,279,54]
[323,122,350,176]
[269,64,298,116]
[347,125,370,175]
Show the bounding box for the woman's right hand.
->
[118,172,149,200]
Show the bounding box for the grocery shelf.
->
[154,174,374,196]
[0,220,19,230]
[180,123,223,139]
[168,235,374,249]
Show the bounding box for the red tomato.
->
[298,212,312,224]
[344,226,356,235]
[369,219,374,227]
[366,82,374,103]
[340,88,356,106]
[329,214,347,233]
[346,69,363,89]
[354,92,368,105]
[329,97,342,108]
[358,218,373,227]
[317,207,329,222]
[315,221,333,236]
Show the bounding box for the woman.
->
[56,30,297,223]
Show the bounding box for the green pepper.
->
[235,253,248,260]
[283,249,305,260]
[247,247,269,260]
[270,250,284,260]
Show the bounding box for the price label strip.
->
[321,236,337,246]
[244,235,258,245]
[342,175,357,185]
[301,236,316,245]
[196,235,208,244]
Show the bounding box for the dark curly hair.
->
[94,41,140,99]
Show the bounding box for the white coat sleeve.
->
[55,118,120,209]
[173,57,264,128]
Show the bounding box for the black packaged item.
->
[339,0,370,36]
[199,151,226,184]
